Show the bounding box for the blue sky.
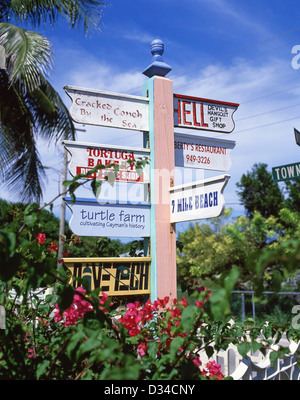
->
[4,0,300,234]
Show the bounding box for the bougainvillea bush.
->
[1,169,300,380]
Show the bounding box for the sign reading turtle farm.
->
[173,94,239,134]
[169,174,230,223]
[174,133,235,171]
[63,140,150,183]
[65,198,151,238]
[64,85,149,131]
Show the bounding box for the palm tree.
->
[0,1,105,202]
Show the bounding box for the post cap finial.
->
[143,39,172,78]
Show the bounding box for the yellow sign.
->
[62,257,151,296]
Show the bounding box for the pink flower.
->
[37,233,46,244]
[28,348,36,358]
[137,340,147,357]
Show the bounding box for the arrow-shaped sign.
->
[174,133,235,171]
[169,174,230,223]
[63,140,150,183]
[64,85,149,131]
[174,94,239,134]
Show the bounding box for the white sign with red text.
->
[174,133,235,171]
[63,140,150,183]
[64,85,149,131]
[169,174,230,223]
[174,94,239,134]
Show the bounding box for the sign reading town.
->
[64,85,149,131]
[173,93,239,134]
[63,140,150,183]
[272,162,300,182]
[65,197,150,238]
[169,174,230,223]
[174,133,235,171]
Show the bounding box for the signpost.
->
[174,133,235,171]
[63,140,150,183]
[169,175,230,223]
[174,93,239,133]
[272,162,300,182]
[63,39,239,303]
[64,85,149,131]
[65,197,150,238]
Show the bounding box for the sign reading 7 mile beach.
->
[64,85,149,131]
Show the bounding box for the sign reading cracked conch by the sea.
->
[174,94,239,134]
[65,198,150,238]
[169,174,230,223]
[63,140,150,183]
[64,85,149,131]
[174,133,235,171]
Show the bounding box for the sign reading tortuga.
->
[64,85,149,131]
[173,94,239,133]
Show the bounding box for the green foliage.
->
[236,163,284,218]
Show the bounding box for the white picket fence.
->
[199,335,300,380]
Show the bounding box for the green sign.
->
[272,162,300,182]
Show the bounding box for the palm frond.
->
[0,23,53,94]
[2,0,106,33]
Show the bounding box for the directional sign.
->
[272,162,300,182]
[173,94,239,134]
[64,85,149,131]
[65,197,150,237]
[63,140,150,183]
[169,174,230,223]
[174,133,235,171]
[63,257,151,296]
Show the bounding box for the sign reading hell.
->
[62,257,151,296]
[63,140,150,183]
[174,94,239,134]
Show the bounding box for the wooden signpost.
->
[63,39,239,303]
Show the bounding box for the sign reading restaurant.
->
[174,133,235,171]
[173,93,239,134]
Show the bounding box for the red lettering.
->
[201,103,208,127]
[182,101,192,125]
[192,102,200,127]
[88,158,94,167]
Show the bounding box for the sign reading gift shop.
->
[174,93,239,134]
[65,198,150,238]
[63,140,150,183]
[174,133,235,171]
[64,85,149,131]
[169,174,230,223]
[62,257,151,296]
